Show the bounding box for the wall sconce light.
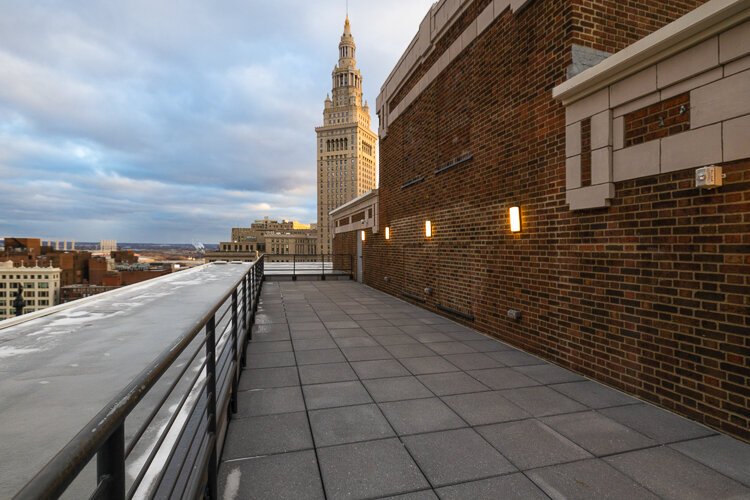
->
[385,226,390,240]
[509,207,521,233]
[425,220,432,238]
[361,230,366,242]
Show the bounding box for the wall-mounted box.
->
[695,165,723,189]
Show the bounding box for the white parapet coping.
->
[553,0,750,105]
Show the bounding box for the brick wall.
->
[624,92,691,147]
[336,0,750,441]
[569,0,708,53]
[333,231,359,281]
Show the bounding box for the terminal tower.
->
[315,16,377,255]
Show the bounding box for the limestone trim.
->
[556,0,750,211]
[330,189,379,235]
[553,0,750,105]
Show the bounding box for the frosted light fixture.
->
[509,207,521,233]
[385,227,390,240]
[425,220,432,238]
[361,230,366,241]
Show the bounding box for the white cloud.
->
[0,0,435,242]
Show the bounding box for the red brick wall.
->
[349,0,750,441]
[333,231,359,281]
[120,269,171,286]
[570,0,708,53]
[624,92,691,147]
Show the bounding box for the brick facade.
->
[624,92,691,147]
[335,0,750,441]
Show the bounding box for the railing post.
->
[231,290,239,415]
[292,254,297,281]
[242,274,249,367]
[97,424,125,500]
[205,315,218,500]
[322,254,326,281]
[251,268,256,321]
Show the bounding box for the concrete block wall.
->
[335,0,750,442]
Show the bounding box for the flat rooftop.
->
[220,281,750,499]
[0,263,251,496]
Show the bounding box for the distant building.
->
[231,218,313,243]
[61,284,119,303]
[111,250,138,264]
[265,233,317,257]
[88,257,170,286]
[0,261,61,320]
[3,237,42,259]
[2,237,90,287]
[208,220,318,262]
[227,217,317,258]
[205,240,258,263]
[315,16,377,255]
[100,240,117,253]
[88,256,113,285]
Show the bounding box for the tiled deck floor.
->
[218,281,750,500]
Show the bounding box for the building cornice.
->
[329,189,378,217]
[553,0,750,105]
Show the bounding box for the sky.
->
[0,0,435,244]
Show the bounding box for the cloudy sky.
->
[0,0,434,243]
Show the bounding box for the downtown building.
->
[0,260,61,320]
[332,0,750,441]
[315,16,377,255]
[206,218,318,262]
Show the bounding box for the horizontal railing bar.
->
[162,399,209,500]
[215,301,233,329]
[126,359,208,497]
[89,474,112,500]
[146,393,208,500]
[125,336,207,459]
[169,415,210,500]
[215,346,236,401]
[182,431,213,500]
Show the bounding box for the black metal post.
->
[292,254,297,281]
[350,254,354,280]
[96,424,125,500]
[14,283,25,317]
[321,254,326,281]
[230,290,238,415]
[205,316,218,500]
[241,275,248,368]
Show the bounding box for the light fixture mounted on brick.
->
[425,220,432,238]
[361,230,366,242]
[509,207,521,233]
[385,226,390,240]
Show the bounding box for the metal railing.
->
[263,253,354,280]
[14,256,265,500]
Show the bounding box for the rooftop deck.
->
[219,281,750,499]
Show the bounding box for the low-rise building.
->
[205,241,259,263]
[265,233,317,257]
[60,284,119,303]
[0,261,61,320]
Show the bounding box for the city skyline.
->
[0,1,434,243]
